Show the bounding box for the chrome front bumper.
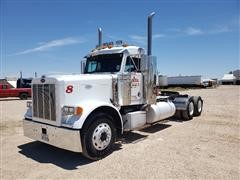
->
[23,119,82,152]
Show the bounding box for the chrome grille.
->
[32,84,56,121]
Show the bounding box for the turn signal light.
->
[76,107,83,115]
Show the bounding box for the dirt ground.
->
[0,85,239,179]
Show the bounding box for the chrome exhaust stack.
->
[141,12,157,105]
[147,12,155,56]
[98,27,102,47]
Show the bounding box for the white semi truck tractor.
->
[23,12,203,160]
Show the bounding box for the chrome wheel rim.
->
[198,100,202,112]
[92,123,112,151]
[189,102,194,116]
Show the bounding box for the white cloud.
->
[14,37,85,55]
[168,24,235,37]
[168,28,181,32]
[153,34,165,38]
[129,35,147,45]
[184,27,204,35]
[86,20,94,24]
[129,34,165,45]
[209,26,232,34]
[105,34,122,40]
[129,35,146,40]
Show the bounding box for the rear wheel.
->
[181,98,194,120]
[81,112,116,160]
[19,93,28,100]
[193,96,203,116]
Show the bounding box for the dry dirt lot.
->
[0,86,239,179]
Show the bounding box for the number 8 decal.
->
[66,85,73,93]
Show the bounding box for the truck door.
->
[0,84,9,98]
[124,56,143,105]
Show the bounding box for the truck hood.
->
[44,74,117,83]
[32,73,117,106]
[30,73,117,126]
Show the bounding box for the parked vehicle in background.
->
[220,71,240,85]
[0,84,31,100]
[158,75,168,87]
[167,75,203,87]
[17,78,32,88]
[202,79,218,88]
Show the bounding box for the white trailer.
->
[158,75,168,87]
[167,75,202,87]
[23,12,203,160]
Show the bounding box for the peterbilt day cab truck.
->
[0,84,31,100]
[23,12,203,160]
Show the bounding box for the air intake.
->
[98,27,102,47]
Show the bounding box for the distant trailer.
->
[158,75,168,87]
[220,74,236,85]
[167,75,203,87]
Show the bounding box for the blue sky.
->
[1,0,239,79]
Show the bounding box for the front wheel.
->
[81,113,116,160]
[19,93,28,100]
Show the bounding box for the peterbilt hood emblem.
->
[40,75,46,83]
[40,78,45,83]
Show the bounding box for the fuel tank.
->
[146,101,176,123]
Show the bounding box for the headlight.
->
[26,101,32,108]
[62,106,83,115]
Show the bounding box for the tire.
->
[19,93,28,100]
[81,112,117,160]
[181,98,194,120]
[193,96,203,116]
[174,110,182,120]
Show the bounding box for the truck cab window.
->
[2,85,8,89]
[125,56,141,72]
[85,53,123,73]
[87,61,98,72]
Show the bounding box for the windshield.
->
[85,53,123,73]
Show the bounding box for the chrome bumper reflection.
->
[23,119,82,152]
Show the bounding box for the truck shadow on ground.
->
[140,123,172,133]
[119,123,172,144]
[18,123,172,170]
[169,117,191,122]
[18,141,93,170]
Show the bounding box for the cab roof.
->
[87,45,145,57]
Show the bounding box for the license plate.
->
[41,134,49,141]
